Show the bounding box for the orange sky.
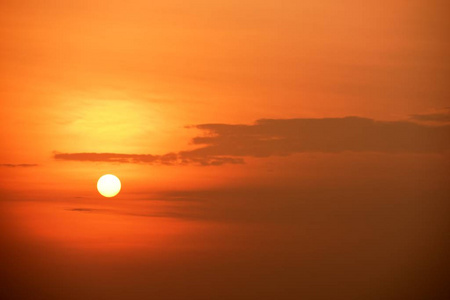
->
[1,1,449,299]
[1,0,449,191]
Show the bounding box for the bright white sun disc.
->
[97,174,121,197]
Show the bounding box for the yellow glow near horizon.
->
[97,174,121,197]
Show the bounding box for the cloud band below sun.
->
[54,116,450,166]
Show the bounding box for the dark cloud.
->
[53,152,244,166]
[54,116,450,166]
[410,108,450,123]
[0,164,38,168]
[189,117,450,156]
[67,208,99,212]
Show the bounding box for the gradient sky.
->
[1,1,449,299]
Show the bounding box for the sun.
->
[97,174,121,197]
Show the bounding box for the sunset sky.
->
[1,1,449,299]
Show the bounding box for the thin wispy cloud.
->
[66,207,195,219]
[0,163,39,168]
[410,108,450,123]
[53,152,244,166]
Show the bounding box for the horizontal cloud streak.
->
[54,116,450,166]
[53,152,244,166]
[410,108,450,123]
[0,163,38,168]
